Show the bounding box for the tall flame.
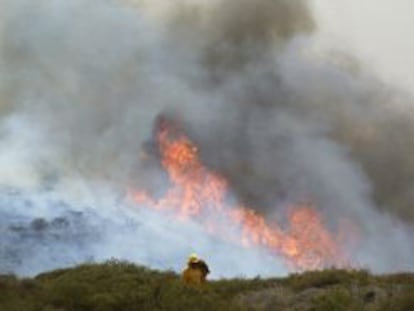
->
[131,118,350,271]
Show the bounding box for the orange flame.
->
[131,118,350,271]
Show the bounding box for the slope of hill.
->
[1,261,413,311]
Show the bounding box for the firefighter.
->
[182,253,210,285]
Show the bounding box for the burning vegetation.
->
[131,118,350,271]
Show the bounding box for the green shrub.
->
[0,262,413,311]
[288,269,372,291]
[380,287,414,311]
[310,286,356,311]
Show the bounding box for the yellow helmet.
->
[188,253,199,263]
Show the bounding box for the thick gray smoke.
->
[1,0,414,276]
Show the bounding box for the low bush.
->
[287,269,372,291]
[0,262,412,311]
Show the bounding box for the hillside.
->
[1,261,414,311]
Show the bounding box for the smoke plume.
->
[1,0,414,276]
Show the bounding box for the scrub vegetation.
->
[1,260,413,311]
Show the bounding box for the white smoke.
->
[1,0,414,277]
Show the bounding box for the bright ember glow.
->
[131,118,350,271]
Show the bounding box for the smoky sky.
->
[1,0,414,275]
